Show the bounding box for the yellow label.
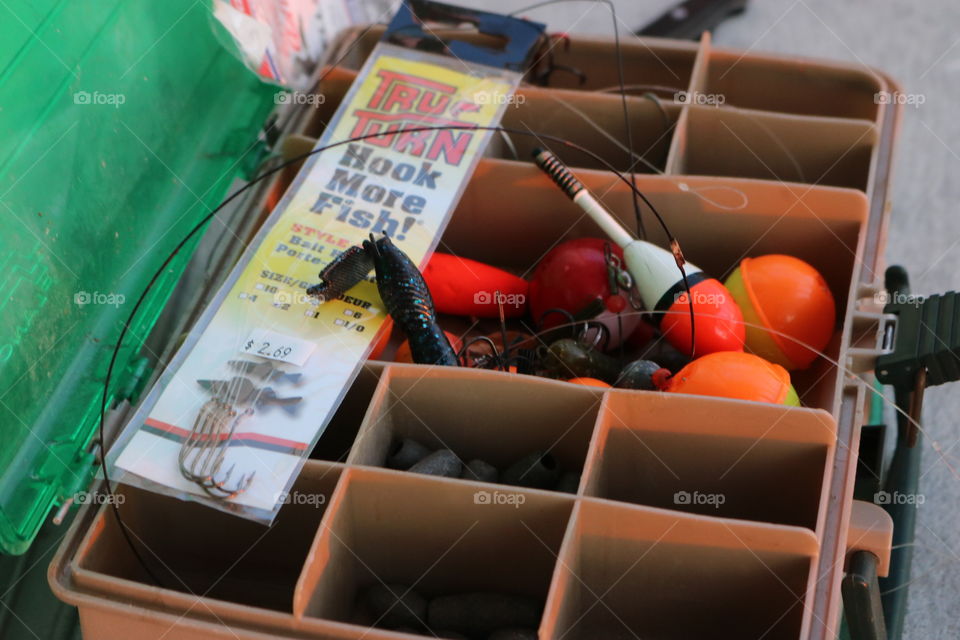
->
[111,44,518,518]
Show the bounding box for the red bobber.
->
[528,238,641,348]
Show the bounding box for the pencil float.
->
[532,148,744,356]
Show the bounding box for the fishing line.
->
[546,93,663,173]
[640,92,672,130]
[596,83,686,96]
[96,123,692,586]
[675,181,749,210]
[510,0,647,239]
[744,114,807,183]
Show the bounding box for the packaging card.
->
[107,43,520,521]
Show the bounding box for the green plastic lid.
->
[0,0,277,554]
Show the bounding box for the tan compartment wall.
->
[674,106,876,190]
[704,48,884,120]
[584,391,836,531]
[315,27,702,97]
[310,364,382,463]
[542,500,820,640]
[494,88,680,173]
[295,468,574,628]
[347,365,602,480]
[73,461,344,613]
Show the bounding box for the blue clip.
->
[383,0,546,72]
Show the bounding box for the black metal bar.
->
[842,551,888,640]
[635,0,748,40]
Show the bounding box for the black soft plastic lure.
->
[308,235,459,367]
[305,245,373,302]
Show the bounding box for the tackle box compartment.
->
[45,19,904,640]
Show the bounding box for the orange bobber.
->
[659,277,746,357]
[423,252,528,318]
[566,377,611,388]
[666,351,801,406]
[725,255,836,370]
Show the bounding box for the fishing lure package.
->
[104,2,544,522]
[51,9,912,640]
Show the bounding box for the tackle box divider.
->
[660,30,710,175]
[293,466,576,633]
[345,364,602,475]
[537,500,584,640]
[547,36,701,93]
[704,47,886,121]
[292,465,359,620]
[678,105,878,190]
[497,86,682,174]
[545,498,822,639]
[687,31,713,100]
[71,461,346,621]
[585,391,837,534]
[342,365,399,468]
[315,364,390,464]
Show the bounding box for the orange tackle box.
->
[46,15,917,640]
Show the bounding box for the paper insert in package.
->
[212,0,396,89]
[106,3,545,523]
